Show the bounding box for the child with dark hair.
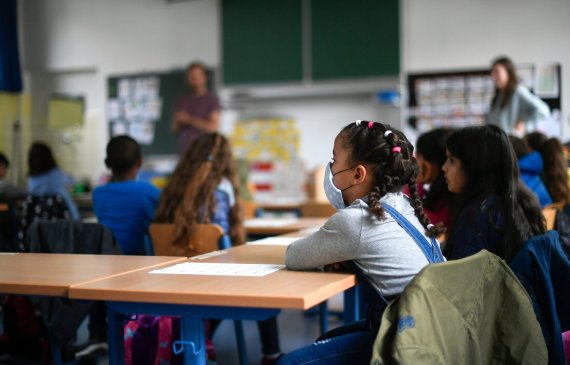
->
[0,151,26,197]
[154,132,282,365]
[443,125,545,262]
[27,142,79,220]
[281,121,444,364]
[525,133,570,206]
[92,135,160,255]
[508,135,552,207]
[414,128,454,229]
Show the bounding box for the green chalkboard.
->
[311,0,400,80]
[222,0,303,85]
[107,70,187,156]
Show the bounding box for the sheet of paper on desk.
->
[248,236,299,246]
[244,218,299,227]
[150,263,285,277]
[298,226,320,234]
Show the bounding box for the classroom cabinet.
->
[221,0,400,85]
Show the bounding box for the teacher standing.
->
[487,56,550,136]
[171,62,220,155]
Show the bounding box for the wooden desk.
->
[244,217,326,236]
[69,245,357,365]
[0,253,185,297]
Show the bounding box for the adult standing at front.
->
[487,56,550,136]
[171,62,221,155]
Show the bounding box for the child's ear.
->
[135,158,143,169]
[353,165,368,184]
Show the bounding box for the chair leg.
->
[319,301,329,334]
[48,332,63,365]
[233,320,248,365]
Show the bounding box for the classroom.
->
[1,0,570,364]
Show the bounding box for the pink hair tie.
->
[391,146,402,153]
[368,121,374,129]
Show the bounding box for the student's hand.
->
[513,120,525,137]
[175,111,192,125]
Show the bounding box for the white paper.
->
[248,236,299,246]
[244,218,299,228]
[150,263,285,277]
[297,226,320,234]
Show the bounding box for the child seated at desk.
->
[282,121,445,364]
[27,142,80,220]
[154,132,283,365]
[0,151,26,198]
[93,135,160,255]
[443,125,545,261]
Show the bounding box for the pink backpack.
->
[124,315,215,365]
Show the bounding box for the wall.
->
[19,0,220,183]
[17,0,570,183]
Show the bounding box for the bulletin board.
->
[407,64,562,134]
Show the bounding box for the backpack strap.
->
[382,203,444,264]
[155,316,173,365]
[124,317,140,365]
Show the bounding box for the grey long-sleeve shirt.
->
[285,192,433,297]
[487,84,550,133]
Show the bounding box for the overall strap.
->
[382,203,444,264]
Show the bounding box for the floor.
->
[0,295,345,365]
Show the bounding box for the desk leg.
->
[343,285,360,324]
[107,304,126,365]
[177,317,206,365]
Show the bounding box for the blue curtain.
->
[0,0,22,92]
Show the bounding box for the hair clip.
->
[427,224,435,230]
[384,130,393,138]
[355,120,362,126]
[391,146,401,153]
[207,154,214,161]
[368,121,374,129]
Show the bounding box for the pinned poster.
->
[534,63,559,98]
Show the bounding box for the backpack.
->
[0,295,50,362]
[123,315,216,365]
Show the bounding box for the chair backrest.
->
[242,200,258,218]
[543,206,557,231]
[149,223,224,257]
[300,201,336,217]
[17,194,72,252]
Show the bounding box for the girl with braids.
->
[281,121,444,365]
[154,132,283,365]
[443,125,545,261]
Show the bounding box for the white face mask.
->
[323,163,353,210]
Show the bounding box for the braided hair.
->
[340,121,443,238]
[154,133,245,251]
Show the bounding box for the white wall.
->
[18,0,570,182]
[20,0,220,182]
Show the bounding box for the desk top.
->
[244,217,326,236]
[69,245,356,310]
[0,254,184,297]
